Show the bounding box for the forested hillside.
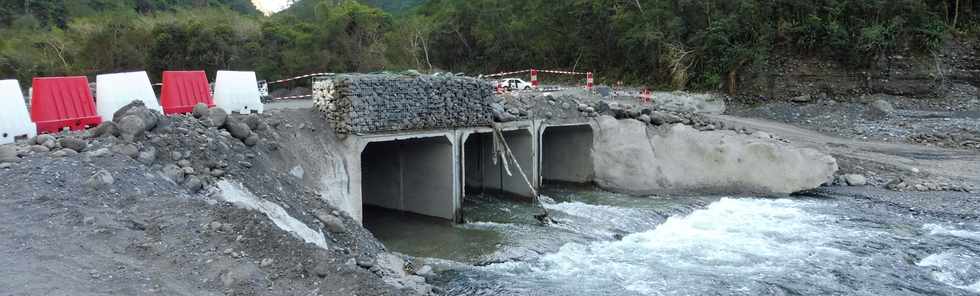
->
[359,0,425,13]
[1,0,978,92]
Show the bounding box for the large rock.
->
[224,118,252,140]
[33,134,56,148]
[206,108,228,128]
[91,122,120,138]
[113,100,159,131]
[314,209,346,233]
[591,116,838,195]
[117,115,146,141]
[844,174,867,186]
[0,145,18,162]
[111,144,140,158]
[59,137,87,152]
[192,103,209,119]
[866,98,896,119]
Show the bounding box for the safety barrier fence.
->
[1,70,265,137]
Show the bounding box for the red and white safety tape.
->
[268,72,334,84]
[483,69,590,78]
[539,69,589,75]
[482,69,532,78]
[267,94,313,100]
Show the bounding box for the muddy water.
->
[364,185,980,295]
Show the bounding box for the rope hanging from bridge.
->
[492,124,554,224]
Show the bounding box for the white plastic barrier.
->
[213,70,264,114]
[96,71,162,120]
[0,80,36,144]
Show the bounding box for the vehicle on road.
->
[498,78,533,90]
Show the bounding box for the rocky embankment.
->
[0,102,435,295]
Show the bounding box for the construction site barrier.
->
[0,80,36,143]
[530,69,539,88]
[30,76,102,134]
[160,71,213,115]
[586,72,594,91]
[214,70,264,114]
[96,71,162,120]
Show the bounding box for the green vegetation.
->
[0,0,977,92]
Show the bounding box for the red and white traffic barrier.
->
[530,69,539,88]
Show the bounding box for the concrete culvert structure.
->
[462,128,536,199]
[540,124,595,184]
[360,135,457,221]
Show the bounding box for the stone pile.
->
[0,101,271,193]
[579,100,765,135]
[321,74,494,134]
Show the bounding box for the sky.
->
[252,0,290,14]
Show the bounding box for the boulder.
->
[867,99,896,119]
[244,115,266,131]
[59,137,87,152]
[162,164,184,183]
[314,210,346,233]
[137,146,157,164]
[206,108,228,128]
[91,122,120,138]
[184,176,204,192]
[33,134,55,146]
[0,145,18,162]
[111,144,140,158]
[192,103,209,119]
[844,174,867,186]
[85,169,114,191]
[224,118,252,140]
[244,134,259,147]
[113,100,159,131]
[591,116,838,195]
[118,115,146,141]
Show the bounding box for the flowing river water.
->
[364,185,980,295]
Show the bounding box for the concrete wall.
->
[358,134,458,220]
[461,127,536,198]
[540,124,595,184]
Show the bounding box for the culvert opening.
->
[462,129,535,201]
[360,136,456,226]
[541,125,594,185]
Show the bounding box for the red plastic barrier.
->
[160,70,213,114]
[30,76,102,134]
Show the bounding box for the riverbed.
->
[364,185,980,295]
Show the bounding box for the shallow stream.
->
[364,185,980,295]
